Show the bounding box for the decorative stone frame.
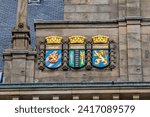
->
[37,37,117,71]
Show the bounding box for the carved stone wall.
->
[34,21,119,83]
[34,18,150,83]
[3,0,150,83]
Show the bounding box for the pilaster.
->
[3,0,36,83]
[126,0,142,81]
[126,18,142,81]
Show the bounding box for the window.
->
[28,0,41,4]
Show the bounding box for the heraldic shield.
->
[92,35,110,68]
[44,36,62,69]
[68,36,86,69]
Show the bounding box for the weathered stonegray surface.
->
[3,0,150,83]
[34,16,150,83]
[34,21,119,82]
[64,0,118,21]
[141,26,150,81]
[3,0,36,83]
[127,0,140,16]
[15,0,28,31]
[141,0,150,17]
[64,0,150,21]
[118,21,128,81]
[126,20,142,81]
[3,50,36,83]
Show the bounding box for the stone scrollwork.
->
[62,40,69,71]
[38,35,117,71]
[109,40,117,70]
[37,41,45,70]
[85,41,92,70]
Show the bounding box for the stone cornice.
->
[0,82,150,89]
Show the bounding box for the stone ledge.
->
[0,82,150,89]
[34,16,148,24]
[34,19,118,24]
[3,49,36,54]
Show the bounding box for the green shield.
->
[69,49,85,68]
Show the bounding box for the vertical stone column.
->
[32,96,39,100]
[16,0,28,30]
[3,0,36,83]
[118,21,128,81]
[11,54,27,83]
[12,0,30,50]
[126,0,142,81]
[119,0,126,19]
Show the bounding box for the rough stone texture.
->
[11,59,26,83]
[3,50,36,83]
[119,22,127,81]
[34,21,119,82]
[2,0,150,83]
[15,0,28,30]
[127,21,142,81]
[3,61,11,83]
[141,0,150,17]
[64,0,119,21]
[127,0,140,16]
[2,0,37,83]
[141,26,150,81]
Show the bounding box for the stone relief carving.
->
[38,35,117,71]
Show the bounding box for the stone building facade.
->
[0,0,63,71]
[0,0,150,100]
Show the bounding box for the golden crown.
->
[45,36,62,44]
[92,35,109,44]
[69,36,86,44]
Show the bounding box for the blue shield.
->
[92,49,109,68]
[45,50,62,69]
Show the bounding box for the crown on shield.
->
[92,35,109,44]
[69,36,85,44]
[45,36,62,44]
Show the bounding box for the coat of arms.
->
[91,35,110,68]
[38,35,115,71]
[68,36,86,69]
[44,36,62,69]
